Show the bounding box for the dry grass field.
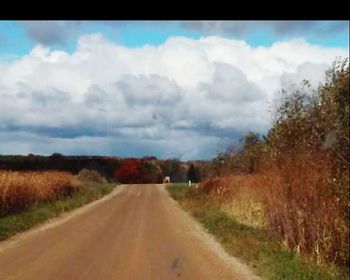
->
[0,170,80,215]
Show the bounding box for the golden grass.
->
[199,175,264,228]
[0,170,80,215]
[199,166,349,266]
[220,200,263,228]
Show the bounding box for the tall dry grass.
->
[0,170,80,215]
[261,156,349,266]
[199,175,265,228]
[199,161,349,266]
[200,174,263,201]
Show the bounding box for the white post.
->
[188,180,191,187]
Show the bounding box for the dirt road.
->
[0,184,258,280]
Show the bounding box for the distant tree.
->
[210,149,234,176]
[49,153,64,159]
[187,163,199,183]
[143,156,158,161]
[115,158,162,184]
[240,131,262,173]
[115,159,142,184]
[158,159,185,182]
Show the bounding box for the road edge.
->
[162,184,261,280]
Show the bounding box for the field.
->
[0,170,79,215]
[0,169,116,240]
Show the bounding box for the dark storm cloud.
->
[20,21,348,46]
[21,21,80,45]
[181,21,349,38]
[181,21,251,36]
[20,21,131,46]
[1,122,112,139]
[272,21,348,36]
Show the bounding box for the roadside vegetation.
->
[167,184,347,280]
[0,169,116,240]
[167,59,349,279]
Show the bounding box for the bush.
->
[78,169,107,184]
[260,59,349,265]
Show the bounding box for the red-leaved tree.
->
[115,158,163,184]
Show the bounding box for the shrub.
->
[78,169,107,184]
[261,59,349,265]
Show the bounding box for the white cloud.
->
[280,62,329,90]
[0,34,348,159]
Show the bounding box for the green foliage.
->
[166,183,190,200]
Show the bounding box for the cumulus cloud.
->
[199,63,264,102]
[280,62,329,90]
[117,74,182,106]
[0,34,348,159]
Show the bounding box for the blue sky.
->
[0,21,348,56]
[0,21,348,159]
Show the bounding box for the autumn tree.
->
[240,131,263,173]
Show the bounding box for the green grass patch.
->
[0,183,117,240]
[166,183,189,200]
[166,184,347,280]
